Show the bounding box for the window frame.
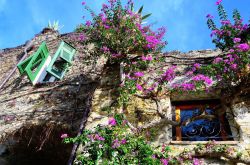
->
[46,41,76,80]
[171,100,234,142]
[17,42,49,83]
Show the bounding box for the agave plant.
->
[48,20,64,31]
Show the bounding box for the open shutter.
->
[60,42,76,63]
[24,42,49,83]
[17,55,33,74]
[47,41,76,80]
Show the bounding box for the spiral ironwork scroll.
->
[172,108,239,141]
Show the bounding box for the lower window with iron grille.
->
[172,100,234,141]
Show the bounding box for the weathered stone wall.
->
[0,29,109,165]
[233,102,250,151]
[0,29,113,164]
[85,50,250,164]
[1,28,250,164]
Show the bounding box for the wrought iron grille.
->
[171,100,239,141]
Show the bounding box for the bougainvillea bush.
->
[64,115,248,164]
[65,115,169,165]
[64,115,197,164]
[78,0,166,64]
[203,0,250,87]
[65,0,250,164]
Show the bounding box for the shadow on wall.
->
[1,124,73,165]
[0,74,98,122]
[0,74,100,165]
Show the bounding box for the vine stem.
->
[67,94,93,165]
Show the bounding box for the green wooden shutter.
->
[17,55,33,74]
[60,42,76,63]
[47,41,76,80]
[24,42,49,83]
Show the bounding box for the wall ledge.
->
[170,141,239,145]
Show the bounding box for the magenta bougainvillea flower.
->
[108,117,117,126]
[161,158,169,165]
[192,74,213,85]
[87,134,105,141]
[181,83,195,91]
[216,0,222,5]
[101,46,110,53]
[136,84,143,91]
[213,57,223,64]
[220,20,231,25]
[206,14,214,19]
[134,72,144,77]
[85,20,91,27]
[112,139,120,148]
[141,55,153,61]
[193,158,200,165]
[121,139,127,144]
[60,134,68,139]
[79,33,86,41]
[233,38,241,43]
[162,66,176,81]
[237,43,250,52]
[94,134,105,141]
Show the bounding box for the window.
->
[17,55,33,74]
[172,100,234,141]
[17,42,49,83]
[47,41,76,80]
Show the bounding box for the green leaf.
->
[142,13,152,20]
[130,2,134,11]
[138,6,143,14]
[233,9,241,24]
[207,19,217,30]
[218,4,228,20]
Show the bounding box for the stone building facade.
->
[0,28,249,164]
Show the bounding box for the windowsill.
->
[170,141,239,145]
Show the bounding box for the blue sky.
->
[0,0,249,52]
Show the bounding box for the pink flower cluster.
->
[216,0,222,5]
[136,84,143,91]
[61,134,68,139]
[192,74,213,85]
[173,83,195,91]
[181,83,195,91]
[112,138,127,148]
[193,158,201,165]
[108,117,117,126]
[233,38,241,43]
[220,20,231,25]
[192,63,201,71]
[141,55,153,61]
[134,72,144,77]
[146,35,161,49]
[161,158,169,165]
[213,57,223,64]
[162,66,176,81]
[87,134,105,141]
[101,46,110,53]
[237,43,250,52]
[85,20,92,27]
[206,14,214,19]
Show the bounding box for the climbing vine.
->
[65,0,250,164]
[64,115,250,164]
